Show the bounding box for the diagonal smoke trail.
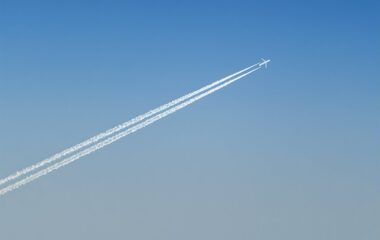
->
[0,63,260,187]
[0,66,262,197]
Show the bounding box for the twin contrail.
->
[0,63,260,187]
[0,60,269,197]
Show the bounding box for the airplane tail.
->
[261,58,268,68]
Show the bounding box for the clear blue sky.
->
[0,1,379,239]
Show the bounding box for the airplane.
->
[259,58,271,68]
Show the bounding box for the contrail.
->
[0,63,260,187]
[0,65,263,197]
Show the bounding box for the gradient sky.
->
[0,1,379,239]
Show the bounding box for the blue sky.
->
[0,1,379,239]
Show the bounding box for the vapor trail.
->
[0,66,262,197]
[0,63,260,187]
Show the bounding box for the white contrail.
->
[0,66,262,197]
[0,63,260,187]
